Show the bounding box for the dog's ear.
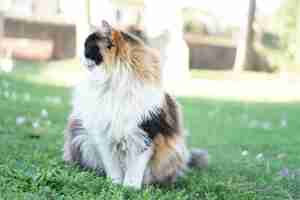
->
[101,20,112,38]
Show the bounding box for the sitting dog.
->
[63,20,208,189]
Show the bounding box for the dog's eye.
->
[99,37,113,49]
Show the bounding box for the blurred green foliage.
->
[182,8,210,34]
[275,0,298,61]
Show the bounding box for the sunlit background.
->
[0,0,299,100]
[0,0,300,199]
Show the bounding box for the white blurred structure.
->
[144,0,190,90]
[75,0,114,57]
[182,0,283,26]
[0,26,14,73]
[75,0,190,88]
[0,0,12,12]
[0,55,14,73]
[74,0,90,57]
[90,0,115,26]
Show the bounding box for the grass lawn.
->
[190,69,300,81]
[0,61,299,199]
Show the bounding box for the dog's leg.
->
[123,146,153,189]
[64,119,104,172]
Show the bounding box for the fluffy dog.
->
[63,20,208,189]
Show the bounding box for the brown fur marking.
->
[146,94,188,183]
[95,29,161,85]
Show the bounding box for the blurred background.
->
[0,0,299,93]
[0,0,299,94]
[1,1,300,198]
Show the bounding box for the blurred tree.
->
[76,0,115,58]
[234,0,256,71]
[76,0,91,57]
[144,0,190,88]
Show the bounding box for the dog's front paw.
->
[110,177,123,185]
[123,179,142,190]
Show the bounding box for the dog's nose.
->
[84,46,103,65]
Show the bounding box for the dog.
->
[63,20,208,189]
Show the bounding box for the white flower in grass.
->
[262,122,272,130]
[24,93,31,102]
[3,91,9,98]
[256,153,264,161]
[249,120,259,128]
[279,168,290,177]
[16,116,26,125]
[52,96,62,104]
[241,114,249,121]
[46,120,52,126]
[277,153,287,160]
[41,109,48,118]
[0,57,14,73]
[280,119,287,128]
[11,92,17,101]
[32,121,40,129]
[241,150,249,156]
[208,111,215,118]
[45,96,62,105]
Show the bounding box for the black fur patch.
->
[138,108,174,140]
[84,33,103,65]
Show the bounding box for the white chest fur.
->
[71,67,163,150]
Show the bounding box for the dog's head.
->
[84,20,144,69]
[84,20,160,84]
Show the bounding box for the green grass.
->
[190,69,292,80]
[0,61,300,199]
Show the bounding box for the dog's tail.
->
[188,148,209,169]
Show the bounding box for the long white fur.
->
[70,60,164,188]
[123,146,154,188]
